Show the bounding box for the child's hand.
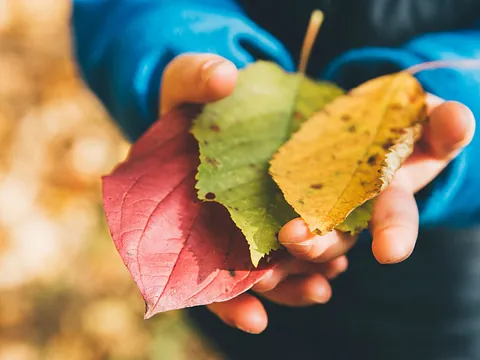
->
[160,54,475,334]
[160,53,239,115]
[278,94,475,265]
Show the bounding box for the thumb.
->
[160,53,238,115]
[423,100,475,160]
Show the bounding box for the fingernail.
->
[382,252,410,264]
[448,102,476,151]
[459,102,475,123]
[312,283,330,303]
[279,218,311,244]
[223,317,256,334]
[235,324,256,334]
[461,106,476,140]
[326,266,347,280]
[202,59,230,83]
[375,229,413,264]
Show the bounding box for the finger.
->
[319,255,349,279]
[252,255,348,293]
[207,293,267,334]
[281,255,348,280]
[160,53,238,114]
[279,218,357,263]
[423,100,475,159]
[260,274,332,307]
[370,174,419,264]
[404,101,475,192]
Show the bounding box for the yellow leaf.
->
[269,72,427,235]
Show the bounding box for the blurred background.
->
[0,1,223,359]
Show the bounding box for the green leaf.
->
[336,200,374,235]
[293,76,344,132]
[192,61,343,266]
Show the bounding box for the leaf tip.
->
[144,301,157,320]
[250,251,263,268]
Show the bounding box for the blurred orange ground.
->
[0,1,223,359]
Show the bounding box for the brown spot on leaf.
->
[205,192,216,200]
[205,157,219,167]
[390,103,404,111]
[310,183,324,190]
[367,154,379,165]
[382,139,395,150]
[347,125,357,133]
[210,124,221,132]
[357,160,362,165]
[294,112,303,120]
[413,112,428,125]
[341,114,351,122]
[298,199,305,205]
[391,128,406,135]
[228,269,236,277]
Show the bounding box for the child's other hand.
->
[279,94,475,265]
[160,55,475,334]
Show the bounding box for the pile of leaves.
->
[102,56,428,317]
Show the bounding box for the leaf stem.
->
[298,10,324,75]
[405,59,480,75]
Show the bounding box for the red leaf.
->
[102,107,274,318]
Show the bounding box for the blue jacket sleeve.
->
[322,25,480,228]
[72,0,294,141]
